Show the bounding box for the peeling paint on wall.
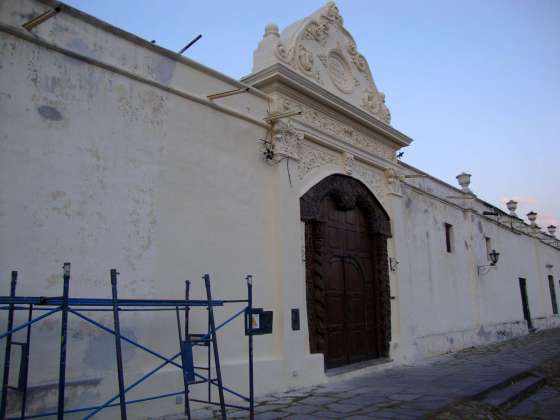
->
[83,328,137,369]
[46,273,61,289]
[477,220,484,234]
[153,56,176,85]
[65,38,97,58]
[477,325,492,342]
[37,105,62,121]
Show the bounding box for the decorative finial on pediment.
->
[264,23,279,38]
[324,2,344,25]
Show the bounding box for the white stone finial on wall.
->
[456,172,472,194]
[527,211,537,226]
[506,200,518,217]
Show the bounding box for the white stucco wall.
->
[1,1,559,418]
[0,1,297,417]
[393,182,560,362]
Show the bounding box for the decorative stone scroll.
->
[298,142,339,180]
[272,122,303,160]
[385,167,404,196]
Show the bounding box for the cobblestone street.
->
[185,328,560,419]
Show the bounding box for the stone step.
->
[480,375,545,407]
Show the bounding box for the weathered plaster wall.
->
[0,1,310,417]
[393,179,560,362]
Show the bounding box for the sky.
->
[63,0,560,228]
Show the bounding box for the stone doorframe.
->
[300,173,392,361]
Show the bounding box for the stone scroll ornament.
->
[273,2,392,124]
[272,121,303,161]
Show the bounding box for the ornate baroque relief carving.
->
[303,21,329,43]
[354,162,386,202]
[274,3,345,89]
[346,40,368,76]
[327,48,355,93]
[273,122,303,161]
[342,152,354,175]
[272,94,396,161]
[268,2,391,124]
[298,142,339,180]
[384,167,404,196]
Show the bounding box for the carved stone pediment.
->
[251,2,391,124]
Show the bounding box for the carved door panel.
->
[325,256,346,367]
[322,197,378,368]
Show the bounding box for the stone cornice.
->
[242,64,413,149]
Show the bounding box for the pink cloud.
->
[538,214,560,229]
[498,197,558,229]
[499,196,537,207]
[499,196,538,215]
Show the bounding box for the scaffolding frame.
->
[0,263,256,419]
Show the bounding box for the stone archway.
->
[301,174,391,369]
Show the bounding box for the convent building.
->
[1,0,559,417]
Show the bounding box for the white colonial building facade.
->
[1,0,559,417]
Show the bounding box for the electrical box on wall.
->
[291,308,300,331]
[245,308,273,335]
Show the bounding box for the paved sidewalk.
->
[223,328,560,419]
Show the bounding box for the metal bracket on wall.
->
[22,7,61,31]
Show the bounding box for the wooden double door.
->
[301,174,391,371]
[322,196,380,368]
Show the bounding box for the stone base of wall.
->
[533,315,560,330]
[406,317,560,362]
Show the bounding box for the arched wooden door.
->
[301,174,391,369]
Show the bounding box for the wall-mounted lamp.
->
[489,249,500,265]
[478,249,500,275]
[389,257,399,272]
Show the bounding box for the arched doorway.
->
[301,174,391,369]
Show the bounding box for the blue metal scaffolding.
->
[0,263,260,419]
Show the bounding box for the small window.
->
[444,223,454,253]
[549,275,558,315]
[485,237,492,260]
